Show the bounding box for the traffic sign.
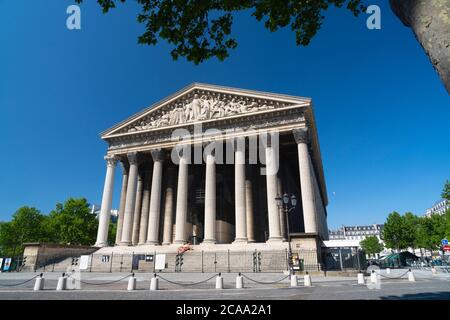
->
[442,239,449,245]
[443,246,450,252]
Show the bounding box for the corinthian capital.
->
[293,128,310,144]
[127,152,138,165]
[151,149,165,162]
[104,155,117,167]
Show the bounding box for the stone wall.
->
[22,243,99,271]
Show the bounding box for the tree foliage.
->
[46,198,98,246]
[442,180,450,201]
[381,181,450,253]
[0,207,49,256]
[0,198,119,256]
[75,0,366,64]
[359,236,383,255]
[381,212,412,250]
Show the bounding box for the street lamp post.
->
[275,193,297,276]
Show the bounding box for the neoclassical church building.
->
[94,83,329,267]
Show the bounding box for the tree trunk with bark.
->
[390,0,450,93]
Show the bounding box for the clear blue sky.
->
[0,1,448,228]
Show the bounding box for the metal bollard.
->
[290,274,298,287]
[408,269,415,282]
[127,273,136,291]
[150,274,159,291]
[431,267,437,275]
[370,270,378,284]
[303,272,312,287]
[34,273,45,291]
[56,273,67,291]
[236,273,244,289]
[386,268,391,274]
[357,272,365,285]
[215,273,223,289]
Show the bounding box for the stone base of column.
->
[119,241,132,246]
[94,242,108,247]
[247,239,256,243]
[202,239,216,244]
[162,242,172,245]
[232,238,248,244]
[266,237,283,243]
[173,240,187,244]
[145,241,160,245]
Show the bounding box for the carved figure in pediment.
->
[191,94,202,120]
[210,94,225,118]
[198,95,210,120]
[184,100,193,122]
[156,111,170,127]
[223,97,237,116]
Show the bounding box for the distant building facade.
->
[91,204,119,223]
[324,224,387,259]
[328,224,384,241]
[425,199,450,217]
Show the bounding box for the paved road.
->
[0,270,449,300]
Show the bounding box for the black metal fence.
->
[1,248,365,273]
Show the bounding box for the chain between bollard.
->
[0,274,41,287]
[156,273,219,286]
[67,273,134,286]
[377,270,410,280]
[241,273,290,285]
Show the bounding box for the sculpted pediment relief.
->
[102,84,310,138]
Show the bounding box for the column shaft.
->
[203,153,216,243]
[174,155,189,244]
[138,168,152,244]
[265,144,282,241]
[294,128,318,234]
[132,173,144,245]
[95,155,117,247]
[146,150,164,244]
[115,162,128,245]
[277,177,287,241]
[245,179,255,242]
[234,147,247,242]
[120,152,138,245]
[162,167,176,245]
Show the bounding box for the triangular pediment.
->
[101,83,311,139]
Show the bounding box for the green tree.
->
[46,198,98,246]
[76,0,365,64]
[360,236,384,256]
[381,211,414,250]
[403,212,420,249]
[108,221,117,246]
[416,214,445,252]
[0,207,49,256]
[442,180,450,201]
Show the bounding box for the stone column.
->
[277,177,287,241]
[293,128,318,234]
[162,167,176,245]
[174,151,189,244]
[234,140,248,243]
[245,178,255,243]
[115,161,129,245]
[146,150,164,244]
[203,150,216,244]
[138,167,152,244]
[95,155,117,247]
[265,137,283,242]
[120,152,139,245]
[132,171,144,245]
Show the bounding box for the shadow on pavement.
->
[380,291,450,300]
